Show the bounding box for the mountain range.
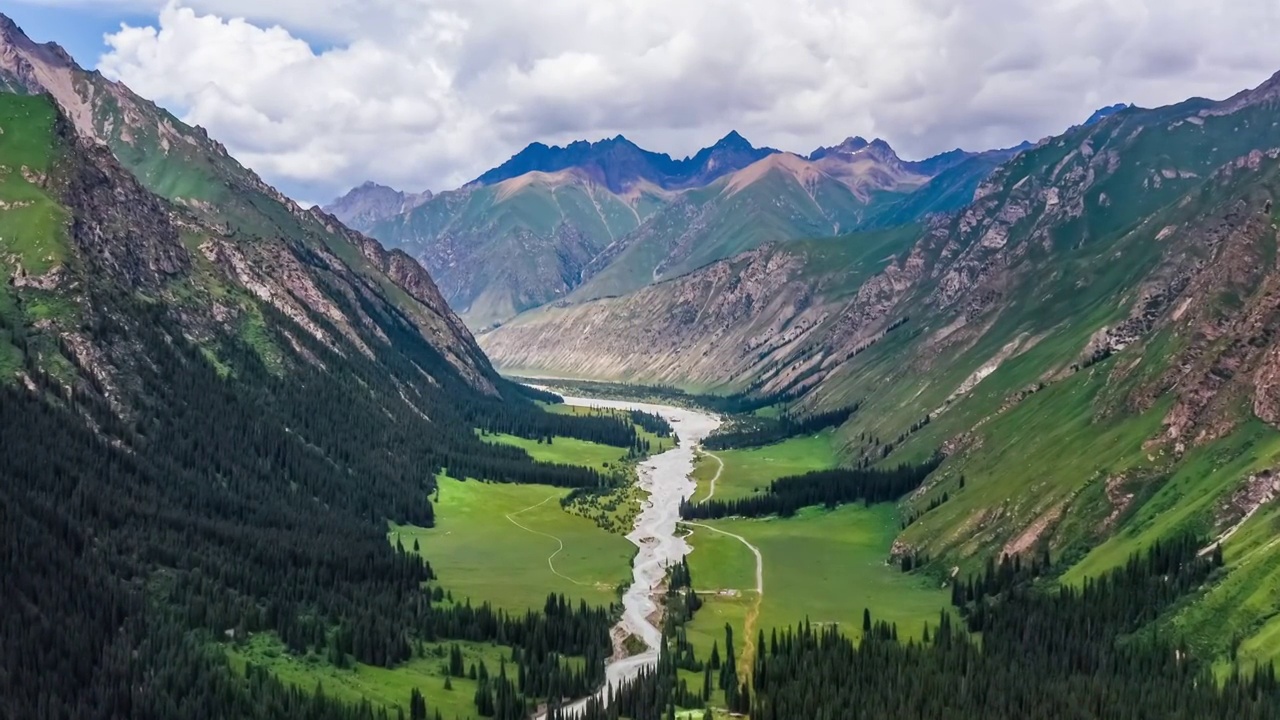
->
[329,128,1023,327]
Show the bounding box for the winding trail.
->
[682,522,763,594]
[684,521,765,674]
[505,494,591,586]
[698,451,725,504]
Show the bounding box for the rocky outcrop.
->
[57,120,190,288]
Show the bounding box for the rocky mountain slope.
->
[0,14,496,391]
[481,69,1280,669]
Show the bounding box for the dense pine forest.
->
[702,404,858,450]
[0,282,633,719]
[681,458,942,519]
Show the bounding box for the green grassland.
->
[226,408,657,719]
[484,406,672,533]
[698,430,839,502]
[228,634,506,720]
[693,505,948,644]
[0,94,69,275]
[681,431,949,697]
[400,409,668,611]
[690,451,720,504]
[393,476,632,611]
[481,431,632,471]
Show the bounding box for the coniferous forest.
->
[0,282,630,719]
[681,457,942,520]
[701,404,858,450]
[548,536,1280,720]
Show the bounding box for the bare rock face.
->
[59,126,191,288]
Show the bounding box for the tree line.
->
[681,457,942,519]
[702,403,858,450]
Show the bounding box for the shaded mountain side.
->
[481,68,1280,670]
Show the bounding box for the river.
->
[548,394,720,716]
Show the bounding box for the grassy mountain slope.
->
[369,169,669,327]
[569,153,922,302]
[482,69,1280,670]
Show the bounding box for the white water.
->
[548,395,720,716]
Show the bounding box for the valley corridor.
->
[533,392,720,716]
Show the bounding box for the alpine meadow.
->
[6,4,1280,720]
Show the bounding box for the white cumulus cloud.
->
[36,0,1280,202]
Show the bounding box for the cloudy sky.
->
[10,1,1280,204]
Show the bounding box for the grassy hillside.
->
[0,95,67,275]
[370,174,667,327]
